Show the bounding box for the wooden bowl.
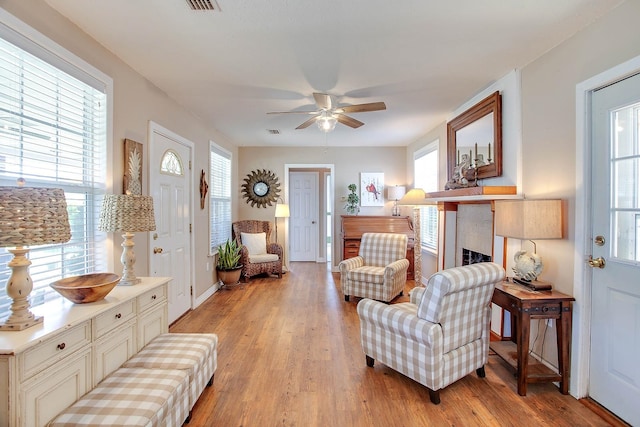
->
[50,273,120,304]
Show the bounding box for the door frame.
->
[573,53,640,398]
[147,120,196,313]
[284,163,335,268]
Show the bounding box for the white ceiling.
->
[44,0,622,147]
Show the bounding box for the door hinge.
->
[190,223,192,233]
[189,160,192,170]
[190,286,193,296]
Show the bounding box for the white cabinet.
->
[0,276,170,427]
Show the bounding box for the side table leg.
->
[557,302,572,394]
[517,310,531,396]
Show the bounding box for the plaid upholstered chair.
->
[339,232,409,302]
[357,262,504,404]
[232,220,283,282]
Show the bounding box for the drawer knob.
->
[57,343,66,350]
[115,313,122,319]
[151,294,157,300]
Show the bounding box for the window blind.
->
[414,142,439,251]
[209,142,232,254]
[0,33,107,317]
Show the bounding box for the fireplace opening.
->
[462,248,492,266]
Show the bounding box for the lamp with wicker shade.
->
[99,194,156,286]
[0,186,71,331]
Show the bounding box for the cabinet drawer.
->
[93,299,136,338]
[137,284,167,314]
[19,320,91,381]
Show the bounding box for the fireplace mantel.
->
[425,185,518,202]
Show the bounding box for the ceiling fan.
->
[267,92,386,132]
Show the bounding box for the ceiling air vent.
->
[267,129,280,135]
[185,0,219,11]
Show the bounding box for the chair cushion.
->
[249,253,279,263]
[48,367,189,427]
[347,266,385,284]
[241,232,267,255]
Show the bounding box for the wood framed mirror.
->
[447,91,502,181]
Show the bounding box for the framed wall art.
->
[124,138,143,195]
[360,172,384,207]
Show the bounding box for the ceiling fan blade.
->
[336,113,364,129]
[296,116,319,130]
[313,93,333,110]
[338,102,387,114]
[267,110,318,115]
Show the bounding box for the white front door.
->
[148,122,193,324]
[289,171,318,262]
[589,72,640,426]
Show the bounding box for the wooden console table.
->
[341,215,415,280]
[490,282,574,396]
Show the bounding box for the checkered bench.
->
[48,367,190,427]
[123,333,218,415]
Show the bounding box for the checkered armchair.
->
[339,232,409,302]
[357,262,504,404]
[232,220,283,282]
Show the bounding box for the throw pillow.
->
[241,232,267,255]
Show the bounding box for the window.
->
[209,141,232,254]
[414,141,439,251]
[0,13,110,318]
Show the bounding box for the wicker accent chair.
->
[232,220,283,282]
[339,232,409,302]
[357,262,505,404]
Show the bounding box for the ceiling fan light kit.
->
[317,111,338,132]
[268,92,386,132]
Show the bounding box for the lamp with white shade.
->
[387,185,406,216]
[397,188,431,284]
[98,194,156,286]
[495,199,562,284]
[274,200,290,244]
[0,186,71,331]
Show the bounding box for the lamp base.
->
[1,248,44,331]
[0,314,43,331]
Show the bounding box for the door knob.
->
[588,256,605,269]
[153,247,163,254]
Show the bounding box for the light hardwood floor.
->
[170,262,614,426]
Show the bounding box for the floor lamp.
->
[0,186,71,331]
[99,194,156,286]
[275,200,290,271]
[398,188,430,284]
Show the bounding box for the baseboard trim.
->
[579,398,630,427]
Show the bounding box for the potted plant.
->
[216,239,243,286]
[345,183,359,215]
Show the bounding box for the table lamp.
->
[388,185,406,216]
[0,186,71,330]
[98,194,156,286]
[495,199,562,284]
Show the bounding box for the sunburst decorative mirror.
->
[241,169,281,208]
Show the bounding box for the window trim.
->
[414,139,439,253]
[209,141,232,256]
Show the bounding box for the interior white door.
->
[289,171,318,262]
[149,123,193,324]
[589,72,640,426]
